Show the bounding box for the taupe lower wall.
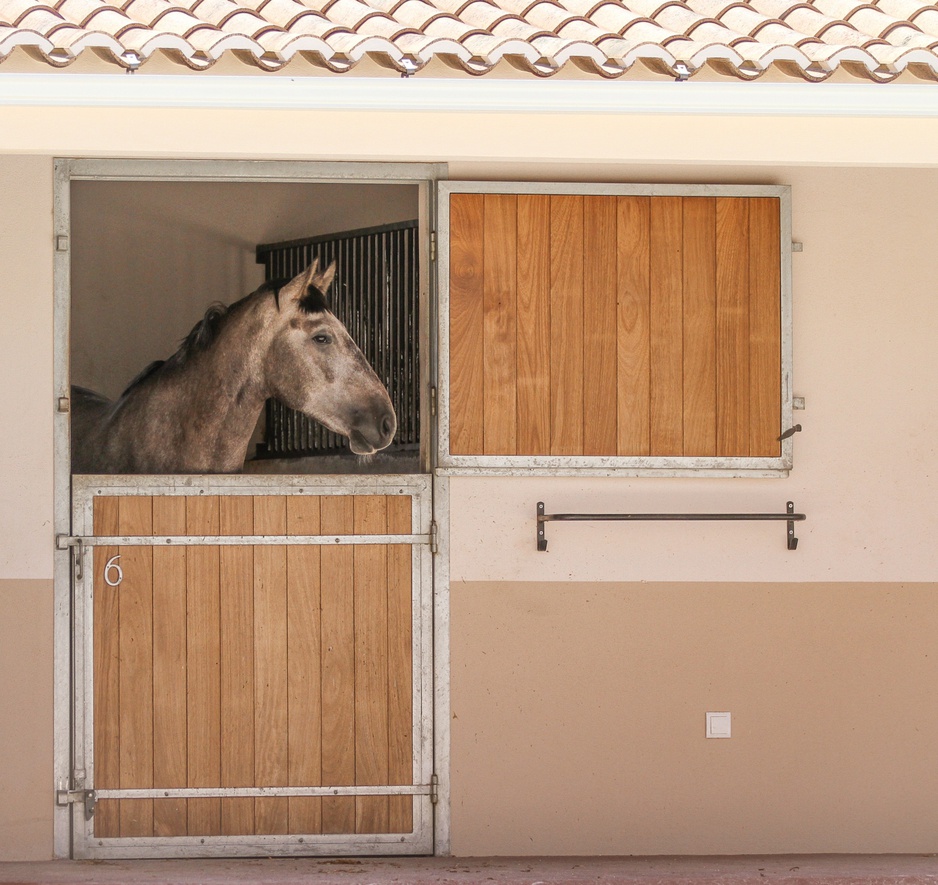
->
[0,580,53,860]
[451,582,938,855]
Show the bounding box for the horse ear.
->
[310,260,337,294]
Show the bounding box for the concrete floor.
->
[2,856,938,885]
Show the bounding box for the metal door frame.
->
[52,159,451,859]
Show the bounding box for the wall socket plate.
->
[706,712,732,738]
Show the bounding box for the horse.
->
[70,260,397,474]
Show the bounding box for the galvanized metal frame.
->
[52,158,450,859]
[435,180,795,478]
[70,473,434,859]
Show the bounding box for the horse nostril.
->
[381,414,394,438]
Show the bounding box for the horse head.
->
[265,260,397,455]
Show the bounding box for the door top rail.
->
[57,532,431,548]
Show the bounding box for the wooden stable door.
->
[443,185,789,471]
[74,481,433,857]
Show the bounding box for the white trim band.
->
[2,75,938,117]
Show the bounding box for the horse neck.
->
[148,294,276,471]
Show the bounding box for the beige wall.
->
[451,582,938,855]
[1,105,938,859]
[0,580,54,860]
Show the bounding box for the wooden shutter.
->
[443,185,789,470]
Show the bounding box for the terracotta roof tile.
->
[2,0,938,77]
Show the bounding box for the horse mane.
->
[117,276,330,400]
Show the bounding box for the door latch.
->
[56,788,96,819]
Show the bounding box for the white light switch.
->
[706,712,732,738]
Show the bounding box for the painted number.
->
[104,554,123,587]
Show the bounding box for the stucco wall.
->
[0,120,937,859]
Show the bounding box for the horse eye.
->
[312,334,331,345]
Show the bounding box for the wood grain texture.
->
[682,197,718,456]
[93,496,120,839]
[253,496,289,834]
[716,198,751,456]
[387,496,414,833]
[449,193,486,455]
[219,496,255,836]
[516,194,552,455]
[354,497,390,834]
[649,196,684,456]
[186,496,221,836]
[549,195,585,455]
[286,495,323,835]
[583,195,618,455]
[320,496,356,833]
[482,194,518,455]
[118,495,153,837]
[749,198,782,457]
[152,496,188,837]
[616,197,651,456]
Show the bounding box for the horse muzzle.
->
[347,405,397,455]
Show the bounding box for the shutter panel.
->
[442,184,789,472]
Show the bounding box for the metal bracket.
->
[536,501,806,552]
[56,788,96,820]
[56,534,83,580]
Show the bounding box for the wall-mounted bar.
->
[536,501,806,552]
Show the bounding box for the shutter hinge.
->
[429,231,437,263]
[429,386,438,417]
[429,520,438,555]
[430,774,439,805]
[55,235,69,253]
[56,788,96,819]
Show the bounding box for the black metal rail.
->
[536,501,806,552]
[255,220,419,458]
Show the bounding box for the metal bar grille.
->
[256,221,420,458]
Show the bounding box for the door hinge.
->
[429,231,437,263]
[56,788,96,819]
[56,534,83,581]
[429,520,438,555]
[55,235,69,253]
[430,774,439,805]
[429,386,438,417]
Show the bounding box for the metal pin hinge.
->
[56,788,96,819]
[429,386,438,417]
[429,231,437,263]
[430,774,439,805]
[56,534,83,580]
[429,520,439,555]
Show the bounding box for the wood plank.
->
[482,193,518,455]
[320,495,356,833]
[186,496,221,836]
[716,198,751,456]
[253,496,289,835]
[387,496,414,833]
[749,197,782,457]
[219,496,255,836]
[449,193,486,455]
[93,496,120,839]
[286,495,323,835]
[616,197,651,455]
[583,195,618,455]
[649,196,684,456]
[682,197,718,456]
[516,194,552,455]
[549,194,585,455]
[354,496,390,834]
[117,496,154,837]
[152,496,188,837]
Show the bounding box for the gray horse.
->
[71,260,396,474]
